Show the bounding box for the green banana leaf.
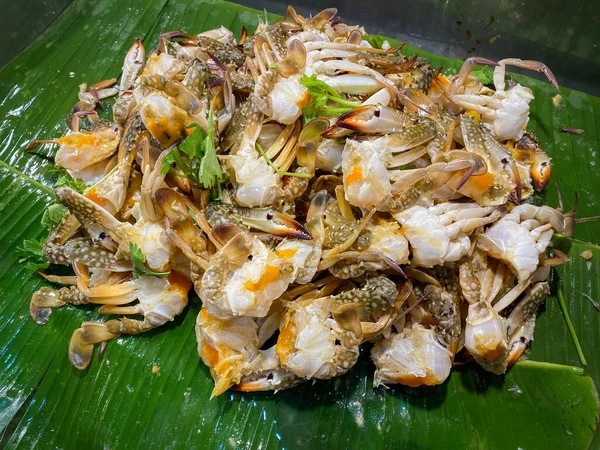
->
[0,0,599,448]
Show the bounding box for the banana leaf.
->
[0,0,599,448]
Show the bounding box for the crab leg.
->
[69,318,153,369]
[451,57,498,94]
[506,282,551,365]
[30,286,88,325]
[493,58,559,91]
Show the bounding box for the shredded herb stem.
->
[557,282,587,367]
[256,143,312,178]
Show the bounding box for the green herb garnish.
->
[256,143,312,179]
[300,74,361,123]
[364,34,386,49]
[18,237,49,271]
[41,204,67,230]
[470,65,495,85]
[130,243,170,279]
[49,166,87,193]
[558,282,587,367]
[162,110,224,198]
[20,203,68,271]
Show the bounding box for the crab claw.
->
[531,150,552,191]
[443,150,488,191]
[243,209,312,240]
[31,284,92,325]
[206,203,312,240]
[56,187,122,238]
[403,267,442,287]
[507,160,522,204]
[333,104,411,134]
[400,54,419,72]
[155,188,202,243]
[506,282,551,367]
[347,29,363,45]
[155,188,210,269]
[515,133,552,191]
[155,188,188,224]
[233,347,304,392]
[138,93,187,147]
[321,124,353,139]
[210,223,247,248]
[120,38,146,93]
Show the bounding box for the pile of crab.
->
[29,6,576,397]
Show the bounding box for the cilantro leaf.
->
[364,34,385,49]
[20,202,67,271]
[18,238,50,271]
[41,204,67,230]
[50,166,87,193]
[301,74,343,100]
[299,75,361,123]
[470,65,495,85]
[161,111,224,195]
[130,243,170,279]
[198,110,222,190]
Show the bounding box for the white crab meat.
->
[477,204,557,282]
[316,138,344,173]
[489,85,533,141]
[196,309,260,396]
[198,26,237,45]
[137,273,189,327]
[67,159,108,185]
[197,310,259,364]
[452,85,534,142]
[55,126,120,171]
[367,221,409,266]
[371,327,453,387]
[230,146,281,207]
[121,220,173,272]
[143,53,187,80]
[275,239,320,284]
[278,299,341,379]
[138,93,188,147]
[464,301,508,374]
[342,138,392,209]
[268,77,309,125]
[393,203,502,267]
[223,240,293,317]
